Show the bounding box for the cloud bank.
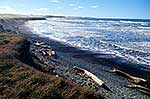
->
[0,6,19,14]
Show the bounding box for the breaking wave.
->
[26,17,150,72]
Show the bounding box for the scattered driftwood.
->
[108,67,150,94]
[126,84,150,95]
[73,66,112,92]
[111,68,146,84]
[34,42,45,46]
[32,41,56,57]
[126,84,150,92]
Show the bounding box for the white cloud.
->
[0,6,50,15]
[91,5,98,8]
[35,8,49,12]
[0,6,19,14]
[49,0,63,3]
[33,8,49,15]
[78,6,84,9]
[58,6,63,9]
[74,6,84,10]
[69,4,75,7]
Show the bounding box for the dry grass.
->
[0,32,104,99]
[0,32,22,44]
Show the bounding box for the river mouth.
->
[25,17,150,78]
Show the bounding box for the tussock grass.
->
[0,32,22,43]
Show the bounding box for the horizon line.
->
[0,13,150,20]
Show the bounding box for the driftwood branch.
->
[111,68,146,84]
[126,84,150,92]
[110,68,150,94]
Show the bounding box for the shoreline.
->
[0,17,150,99]
[21,22,150,79]
[0,18,105,99]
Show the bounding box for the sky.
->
[0,0,149,19]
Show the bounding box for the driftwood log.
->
[108,68,150,94]
[73,66,112,92]
[126,84,150,92]
[112,68,146,84]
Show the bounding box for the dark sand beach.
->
[0,16,150,99]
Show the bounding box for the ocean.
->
[26,17,150,74]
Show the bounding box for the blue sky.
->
[0,0,149,19]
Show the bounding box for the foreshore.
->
[0,16,149,99]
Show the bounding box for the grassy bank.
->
[0,32,104,99]
[0,14,42,19]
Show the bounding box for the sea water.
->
[26,17,150,73]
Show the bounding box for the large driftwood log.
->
[73,66,112,92]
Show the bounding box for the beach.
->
[0,16,150,99]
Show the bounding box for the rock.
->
[0,24,5,32]
[41,51,47,55]
[34,42,45,46]
[56,75,59,77]
[46,49,53,56]
[51,50,55,55]
[53,70,56,73]
[35,42,41,46]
